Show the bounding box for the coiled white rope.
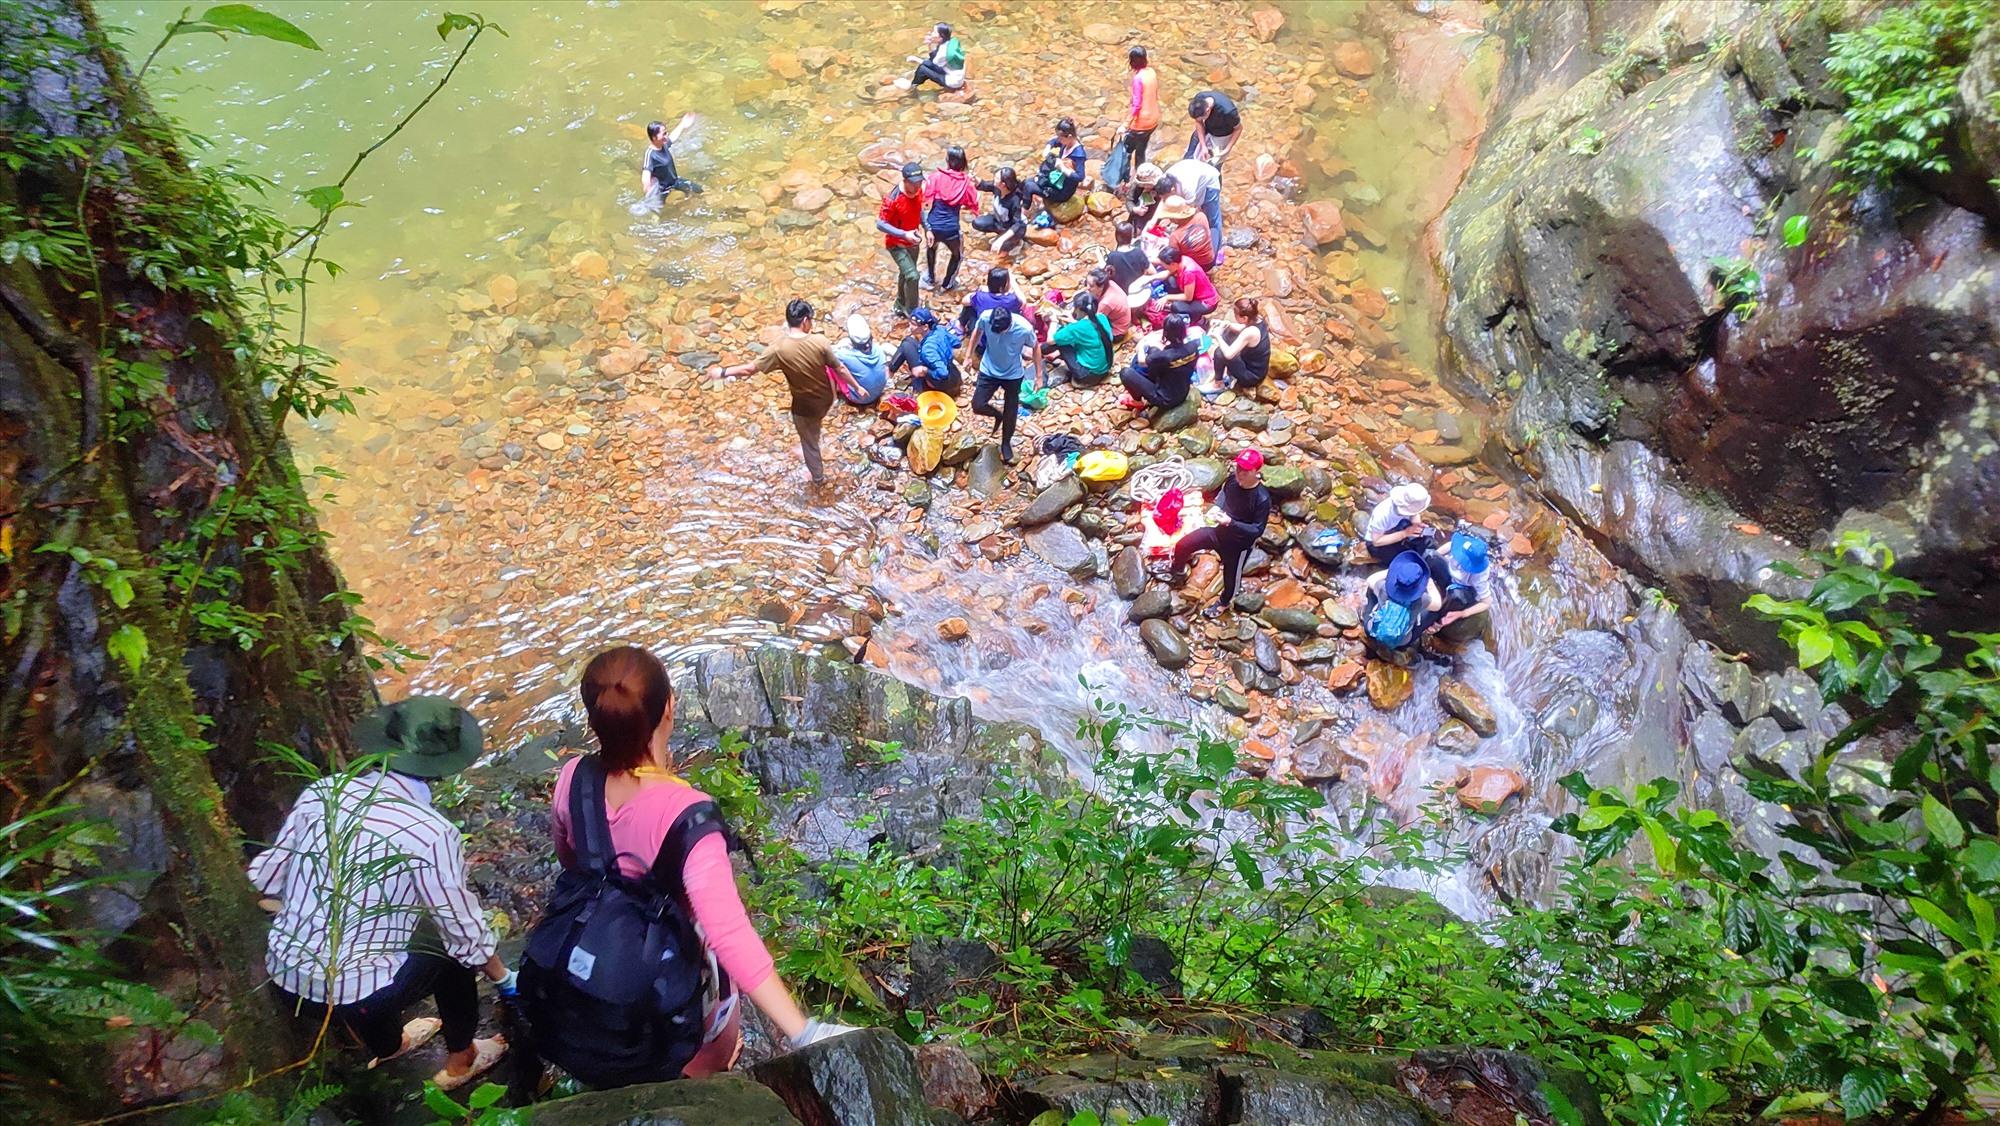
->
[1128,456,1194,505]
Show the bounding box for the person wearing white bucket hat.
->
[1363,482,1435,563]
[830,314,888,407]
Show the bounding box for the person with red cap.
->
[1169,448,1272,616]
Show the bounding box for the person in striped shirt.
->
[249,697,512,1090]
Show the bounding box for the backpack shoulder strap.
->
[647,800,729,902]
[569,755,617,877]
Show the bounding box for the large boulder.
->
[750,1028,932,1126]
[1027,522,1099,579]
[534,1075,801,1125]
[1019,476,1084,527]
[1440,1,2000,655]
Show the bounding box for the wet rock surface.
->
[532,1075,801,1125]
[1442,1,2000,650]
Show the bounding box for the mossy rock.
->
[532,1075,801,1125]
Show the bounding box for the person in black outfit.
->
[1120,312,1199,410]
[1105,220,1150,294]
[1184,90,1242,165]
[970,166,1029,252]
[1170,448,1272,616]
[1211,297,1270,389]
[643,117,702,198]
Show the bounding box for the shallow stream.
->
[106,0,1694,915]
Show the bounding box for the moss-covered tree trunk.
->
[1,0,377,1108]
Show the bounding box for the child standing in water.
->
[641,114,702,200]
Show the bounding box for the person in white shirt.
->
[249,697,511,1090]
[1166,157,1226,267]
[1363,482,1436,563]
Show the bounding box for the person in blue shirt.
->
[967,307,1042,463]
[830,314,889,406]
[888,308,962,397]
[1047,117,1087,183]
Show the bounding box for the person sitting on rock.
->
[830,314,889,407]
[1040,291,1115,387]
[249,697,514,1091]
[641,115,702,200]
[1124,162,1166,228]
[922,145,979,291]
[1105,219,1151,295]
[1046,116,1088,184]
[888,307,963,397]
[1120,311,1200,412]
[1426,530,1495,644]
[1210,297,1268,390]
[1169,448,1271,618]
[1132,245,1217,324]
[1153,194,1216,270]
[970,165,1029,253]
[1167,156,1226,266]
[545,647,855,1078]
[1085,266,1133,341]
[1362,550,1444,665]
[898,22,966,92]
[1363,482,1436,563]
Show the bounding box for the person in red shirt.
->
[874,162,925,316]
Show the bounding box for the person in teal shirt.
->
[1042,292,1115,386]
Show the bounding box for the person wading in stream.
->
[875,162,925,318]
[718,298,838,486]
[249,698,513,1091]
[1169,448,1272,618]
[641,115,702,200]
[967,305,1041,464]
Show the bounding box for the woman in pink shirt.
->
[1086,266,1132,340]
[1135,245,1218,323]
[550,647,849,1077]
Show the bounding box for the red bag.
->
[1154,487,1186,535]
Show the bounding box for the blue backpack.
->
[517,756,739,1088]
[1365,598,1418,650]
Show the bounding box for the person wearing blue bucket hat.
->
[1361,549,1444,663]
[249,697,514,1090]
[1428,530,1496,643]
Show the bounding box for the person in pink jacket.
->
[550,646,851,1076]
[922,144,981,291]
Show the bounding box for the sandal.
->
[430,1036,508,1091]
[367,1016,442,1069]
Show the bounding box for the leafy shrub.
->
[1563,533,2000,1119]
[1708,257,1762,319]
[1823,0,1992,192]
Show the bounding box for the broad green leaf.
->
[1968,893,1995,949]
[1574,805,1626,832]
[1838,1066,1890,1118]
[1911,897,1974,948]
[302,185,344,212]
[103,571,134,609]
[1813,976,1877,1021]
[1541,1081,1584,1126]
[1760,1091,1831,1117]
[1636,1084,1691,1126]
[107,624,148,674]
[1963,838,2000,882]
[199,5,321,50]
[468,1083,504,1110]
[1795,625,1834,668]
[1230,841,1265,891]
[1922,794,1965,849]
[1782,213,1811,247]
[421,1083,466,1120]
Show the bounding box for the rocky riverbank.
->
[428,644,1608,1125]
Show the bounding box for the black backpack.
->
[516,756,735,1089]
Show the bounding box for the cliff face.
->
[1440,0,2000,656]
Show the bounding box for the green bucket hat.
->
[350,696,484,779]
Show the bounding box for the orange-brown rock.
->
[1301,200,1345,246]
[1366,660,1413,710]
[1457,766,1524,811]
